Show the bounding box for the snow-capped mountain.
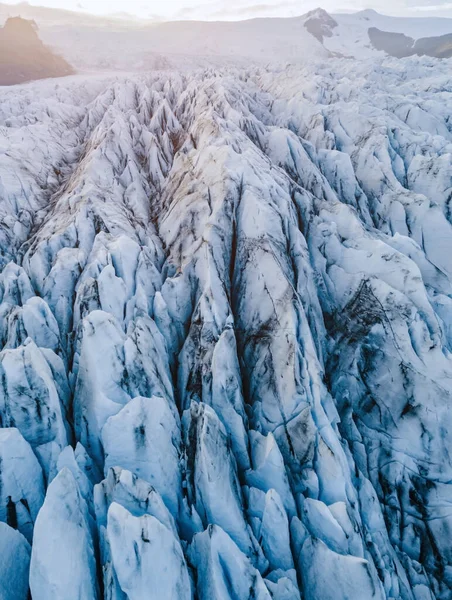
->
[1,51,452,599]
[3,3,452,70]
[304,8,452,58]
[0,4,328,71]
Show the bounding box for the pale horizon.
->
[2,0,452,21]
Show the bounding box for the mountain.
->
[35,17,329,70]
[0,2,146,27]
[0,53,452,598]
[2,3,452,72]
[303,8,452,58]
[1,3,328,71]
[368,27,452,59]
[0,16,73,85]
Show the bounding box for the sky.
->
[2,0,452,20]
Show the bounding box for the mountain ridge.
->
[308,8,452,58]
[3,4,452,73]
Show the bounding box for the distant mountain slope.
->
[303,8,452,58]
[2,4,328,70]
[2,3,452,75]
[0,1,146,28]
[37,18,329,70]
[0,17,73,85]
[368,27,452,58]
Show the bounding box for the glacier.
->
[0,55,452,599]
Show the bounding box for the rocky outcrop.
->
[0,17,73,85]
[368,26,452,58]
[303,8,338,42]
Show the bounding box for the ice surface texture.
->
[0,57,452,598]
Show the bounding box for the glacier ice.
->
[29,468,99,600]
[0,428,45,541]
[102,395,182,515]
[107,502,192,600]
[0,56,452,598]
[0,522,31,600]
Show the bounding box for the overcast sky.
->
[3,0,452,19]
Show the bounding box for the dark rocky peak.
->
[368,26,452,59]
[303,8,338,43]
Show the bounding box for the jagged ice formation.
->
[1,57,452,599]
